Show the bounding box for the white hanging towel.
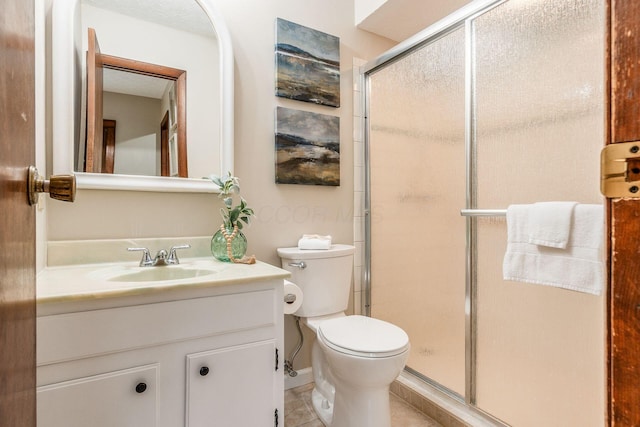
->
[502,203,604,295]
[527,201,578,248]
[298,234,332,250]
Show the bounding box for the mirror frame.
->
[52,0,234,192]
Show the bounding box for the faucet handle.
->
[167,244,191,265]
[128,247,153,267]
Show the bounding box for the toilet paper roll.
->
[283,280,303,314]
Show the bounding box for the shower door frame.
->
[363,0,640,423]
[362,0,505,411]
[362,0,609,423]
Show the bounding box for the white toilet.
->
[278,244,410,427]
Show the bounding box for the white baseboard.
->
[284,367,313,390]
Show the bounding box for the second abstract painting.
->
[275,107,340,186]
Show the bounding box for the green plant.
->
[208,173,254,230]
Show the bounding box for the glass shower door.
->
[472,0,605,425]
[368,27,467,396]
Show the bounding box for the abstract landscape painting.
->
[275,18,340,108]
[276,107,340,186]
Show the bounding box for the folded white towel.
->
[503,204,604,295]
[298,234,332,250]
[528,201,578,248]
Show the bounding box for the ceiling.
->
[82,0,215,37]
[84,0,470,45]
[82,0,213,99]
[103,68,172,99]
[357,0,473,42]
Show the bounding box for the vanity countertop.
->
[37,257,290,314]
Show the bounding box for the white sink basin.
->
[108,267,218,282]
[89,264,220,283]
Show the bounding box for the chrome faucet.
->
[128,244,191,267]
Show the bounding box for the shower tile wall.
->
[353,57,367,317]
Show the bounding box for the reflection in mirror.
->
[80,2,206,179]
[101,71,179,176]
[51,0,234,192]
[83,29,188,177]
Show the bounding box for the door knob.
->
[28,165,76,205]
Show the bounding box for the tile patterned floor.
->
[284,383,442,427]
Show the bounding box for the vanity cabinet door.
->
[186,341,276,426]
[37,364,158,427]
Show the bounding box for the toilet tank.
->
[277,244,355,317]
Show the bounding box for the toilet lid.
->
[318,315,409,358]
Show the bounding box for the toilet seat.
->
[318,315,409,358]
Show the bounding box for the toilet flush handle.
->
[288,261,306,269]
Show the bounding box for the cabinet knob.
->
[199,366,210,376]
[135,382,147,393]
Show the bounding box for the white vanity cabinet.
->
[36,273,286,427]
[38,364,158,427]
[186,341,276,426]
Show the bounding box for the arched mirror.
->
[84,29,189,178]
[52,0,234,192]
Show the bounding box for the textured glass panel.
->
[474,0,604,207]
[368,27,466,395]
[475,219,605,426]
[473,0,605,425]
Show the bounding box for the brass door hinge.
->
[601,141,640,198]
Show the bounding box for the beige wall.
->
[44,0,395,369]
[103,92,160,176]
[213,0,394,265]
[355,0,388,24]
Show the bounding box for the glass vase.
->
[210,226,248,262]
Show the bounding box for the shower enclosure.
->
[364,0,605,425]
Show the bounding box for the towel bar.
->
[460,209,507,217]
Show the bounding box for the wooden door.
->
[0,0,37,425]
[608,1,640,425]
[86,27,103,173]
[160,112,169,176]
[102,119,116,174]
